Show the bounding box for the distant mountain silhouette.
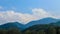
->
[23,24,49,32]
[0,17,59,30]
[0,22,24,30]
[50,21,60,26]
[24,17,59,29]
[24,21,60,32]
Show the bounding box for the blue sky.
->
[0,0,60,24]
[0,0,60,13]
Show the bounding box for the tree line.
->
[0,21,60,34]
[0,26,60,34]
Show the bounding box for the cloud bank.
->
[0,8,59,25]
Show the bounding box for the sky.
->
[0,0,60,25]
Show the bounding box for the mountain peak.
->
[0,17,59,30]
[24,17,59,28]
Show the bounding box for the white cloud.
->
[0,10,38,25]
[32,8,59,19]
[32,8,51,18]
[0,8,59,25]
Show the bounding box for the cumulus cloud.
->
[32,8,52,18]
[0,8,58,25]
[0,11,38,25]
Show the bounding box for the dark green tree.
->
[0,29,7,34]
[7,28,22,34]
[48,26,56,34]
[24,30,32,34]
[37,30,45,34]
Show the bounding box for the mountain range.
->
[0,17,60,30]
